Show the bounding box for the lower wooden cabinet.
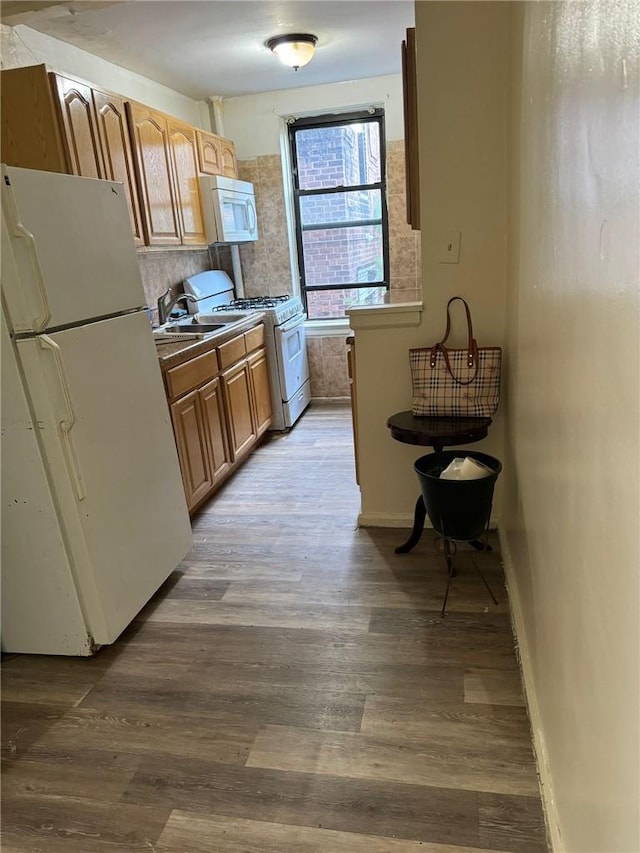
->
[200,377,233,482]
[222,360,257,460]
[170,377,233,512]
[248,349,272,438]
[161,324,272,513]
[170,388,216,511]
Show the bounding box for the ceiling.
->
[1,0,416,100]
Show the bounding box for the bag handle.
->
[430,296,479,384]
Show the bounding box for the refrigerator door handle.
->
[39,335,87,501]
[4,191,52,331]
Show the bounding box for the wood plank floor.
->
[1,402,548,852]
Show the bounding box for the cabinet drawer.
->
[244,324,265,354]
[165,349,219,400]
[217,333,247,370]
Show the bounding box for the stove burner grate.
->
[215,295,291,310]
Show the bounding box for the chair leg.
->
[395,496,427,554]
[472,558,499,606]
[441,538,456,617]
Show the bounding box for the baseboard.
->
[498,528,564,853]
[358,513,500,530]
[358,512,415,528]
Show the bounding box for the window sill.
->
[305,318,352,337]
[346,300,423,330]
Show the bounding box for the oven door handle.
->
[278,313,306,334]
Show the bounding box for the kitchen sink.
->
[196,312,251,324]
[153,321,228,340]
[166,323,227,333]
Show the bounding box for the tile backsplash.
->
[306,336,351,399]
[137,246,233,324]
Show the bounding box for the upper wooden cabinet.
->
[218,136,238,178]
[196,129,238,179]
[1,64,241,248]
[53,74,104,179]
[402,28,420,230]
[92,89,144,245]
[196,130,223,175]
[126,102,182,246]
[1,65,143,244]
[127,103,210,246]
[167,119,207,245]
[1,64,68,174]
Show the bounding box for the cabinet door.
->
[93,89,144,245]
[170,389,213,511]
[199,376,233,481]
[126,102,181,246]
[248,348,272,437]
[196,130,223,175]
[219,136,238,178]
[222,360,256,460]
[53,74,104,179]
[401,28,420,230]
[168,119,207,245]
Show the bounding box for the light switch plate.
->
[438,230,461,264]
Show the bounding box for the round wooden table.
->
[386,411,492,554]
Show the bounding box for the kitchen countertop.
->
[154,313,265,370]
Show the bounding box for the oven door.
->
[274,314,309,401]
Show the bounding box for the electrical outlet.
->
[438,231,461,264]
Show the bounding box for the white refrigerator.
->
[1,164,192,656]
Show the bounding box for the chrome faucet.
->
[157,290,198,325]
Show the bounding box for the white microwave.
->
[199,175,258,244]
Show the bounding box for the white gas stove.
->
[184,271,310,430]
[207,294,305,327]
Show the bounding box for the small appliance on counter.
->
[1,164,193,656]
[184,270,311,430]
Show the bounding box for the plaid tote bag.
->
[409,297,502,417]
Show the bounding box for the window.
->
[288,109,389,321]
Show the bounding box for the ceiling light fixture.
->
[265,33,318,71]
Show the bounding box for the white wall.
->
[0,24,210,128]
[502,3,640,850]
[352,2,509,527]
[221,74,405,158]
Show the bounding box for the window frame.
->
[287,109,390,320]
